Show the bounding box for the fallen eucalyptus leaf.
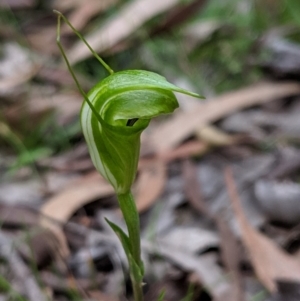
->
[226,168,300,293]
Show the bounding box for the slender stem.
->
[132,279,144,301]
[117,191,141,268]
[117,191,143,301]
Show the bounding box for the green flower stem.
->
[117,192,141,264]
[117,191,143,301]
[131,278,144,301]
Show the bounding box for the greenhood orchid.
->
[54,10,203,301]
[81,70,200,193]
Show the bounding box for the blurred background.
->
[1,0,300,301]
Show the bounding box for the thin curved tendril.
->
[53,10,114,75]
[55,12,103,123]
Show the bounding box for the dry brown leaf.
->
[158,139,209,162]
[39,172,114,257]
[225,167,300,293]
[40,172,113,223]
[139,140,209,170]
[67,0,185,64]
[149,81,300,153]
[216,217,244,301]
[134,161,166,213]
[182,159,244,301]
[196,125,236,146]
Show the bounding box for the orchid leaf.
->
[105,218,131,260]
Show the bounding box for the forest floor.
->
[1,1,300,301]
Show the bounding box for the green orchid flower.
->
[54,11,203,301]
[81,70,200,194]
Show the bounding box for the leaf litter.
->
[225,167,300,293]
[67,0,190,64]
[3,1,300,301]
